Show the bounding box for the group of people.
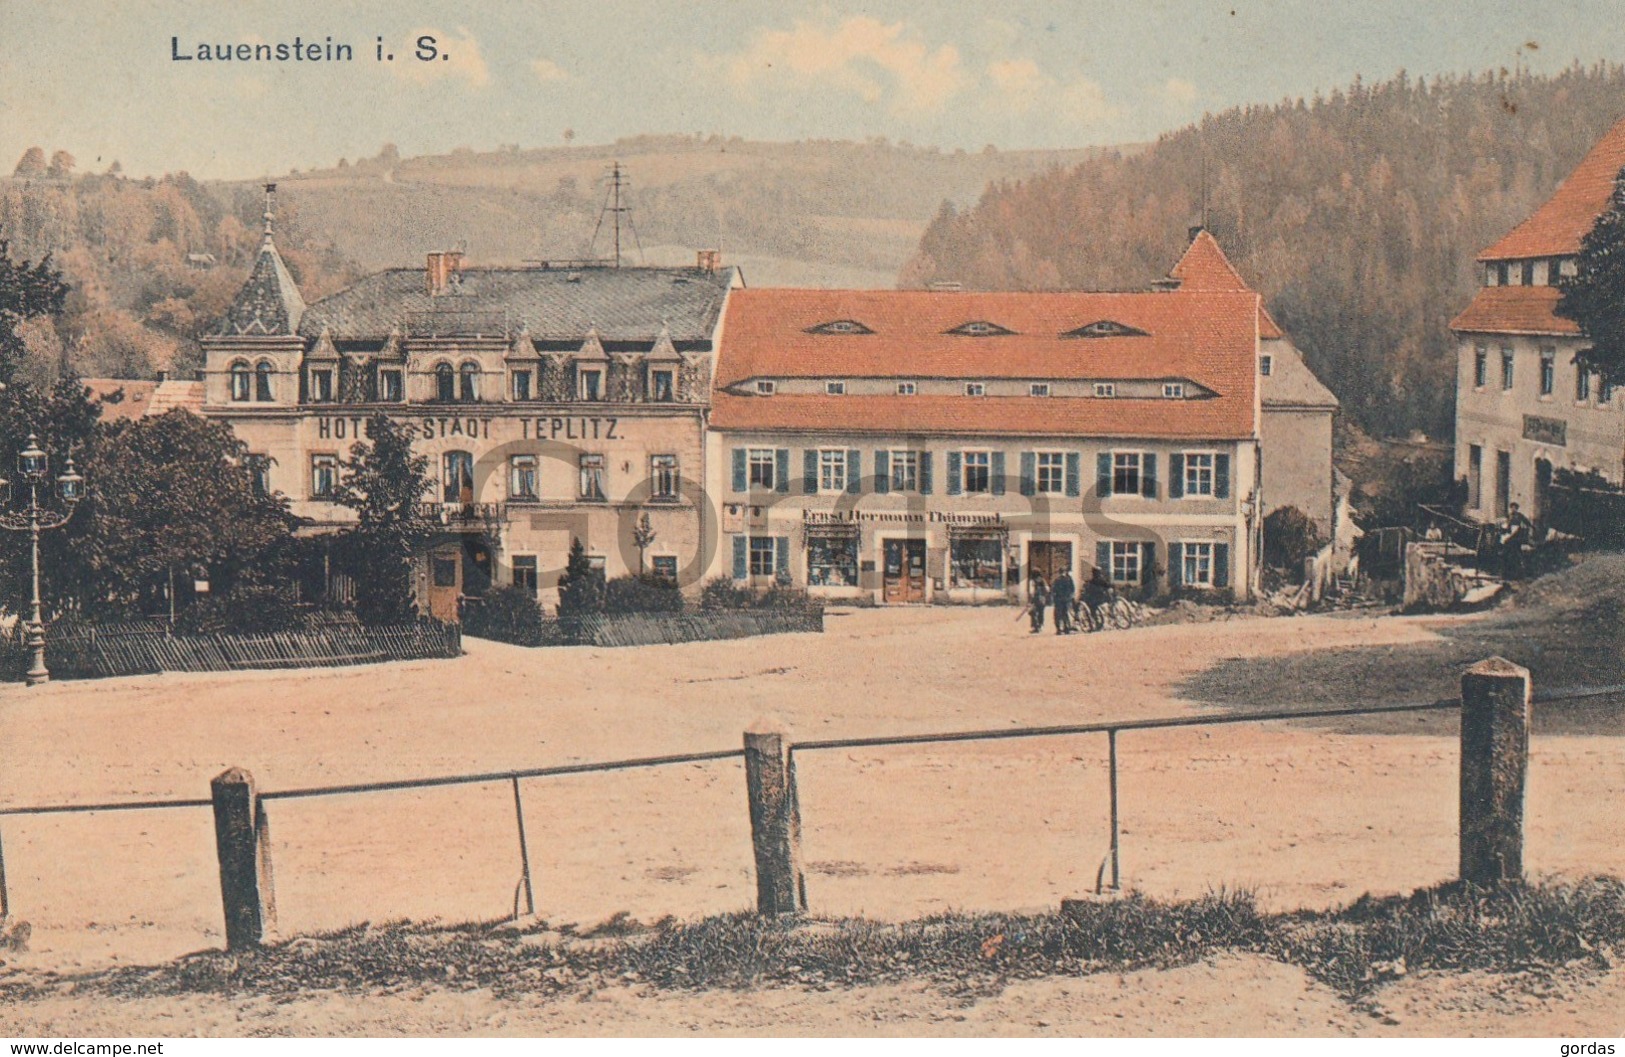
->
[1026,566,1114,634]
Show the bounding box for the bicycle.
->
[1082,589,1143,631]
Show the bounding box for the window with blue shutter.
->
[1168,542,1184,587]
[1065,452,1081,498]
[731,448,747,493]
[803,450,819,495]
[774,449,790,494]
[919,452,933,495]
[991,451,1006,495]
[1141,542,1156,585]
[846,450,862,493]
[774,536,791,579]
[1096,453,1112,497]
[1169,454,1185,499]
[1215,453,1231,499]
[732,535,748,580]
[1019,451,1037,496]
[1141,453,1158,499]
[946,452,962,495]
[1214,543,1230,589]
[873,451,890,494]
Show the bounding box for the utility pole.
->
[609,161,626,267]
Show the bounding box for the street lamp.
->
[0,435,87,686]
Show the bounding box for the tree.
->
[332,413,434,624]
[0,237,70,386]
[1263,506,1326,579]
[48,410,293,617]
[1557,167,1625,387]
[631,512,656,575]
[12,147,45,177]
[556,537,604,616]
[46,151,75,180]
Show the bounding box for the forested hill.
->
[902,64,1625,440]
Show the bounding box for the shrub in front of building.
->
[1263,506,1327,582]
[173,586,308,635]
[463,585,546,646]
[557,538,606,617]
[698,577,816,611]
[604,575,685,613]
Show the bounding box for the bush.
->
[462,585,545,646]
[173,586,304,634]
[557,537,605,617]
[1263,506,1327,578]
[605,575,684,613]
[699,577,757,610]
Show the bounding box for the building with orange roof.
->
[1451,114,1625,526]
[701,228,1334,605]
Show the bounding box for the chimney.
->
[426,251,464,295]
[157,369,169,383]
[696,249,721,273]
[1188,225,1206,244]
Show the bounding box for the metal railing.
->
[0,678,1617,941]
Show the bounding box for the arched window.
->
[459,361,480,402]
[434,362,455,402]
[229,360,251,402]
[254,361,274,402]
[442,450,475,503]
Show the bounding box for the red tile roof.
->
[712,287,1260,439]
[1166,228,1284,339]
[1480,114,1625,261]
[81,378,158,422]
[1449,285,1580,337]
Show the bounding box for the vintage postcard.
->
[0,0,1622,1044]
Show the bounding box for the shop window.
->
[650,454,679,501]
[512,555,539,593]
[807,534,858,587]
[950,536,1004,589]
[579,453,607,502]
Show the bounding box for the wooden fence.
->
[13,622,462,680]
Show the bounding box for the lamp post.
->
[0,434,86,686]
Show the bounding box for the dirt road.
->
[1,606,1619,980]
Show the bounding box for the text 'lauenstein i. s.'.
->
[170,35,453,63]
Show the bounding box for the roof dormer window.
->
[897,381,917,396]
[806,319,873,335]
[1093,382,1116,398]
[1064,320,1149,339]
[947,320,1015,337]
[825,380,846,395]
[756,380,777,396]
[1030,382,1051,398]
[1163,383,1186,399]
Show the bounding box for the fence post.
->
[1459,657,1531,886]
[211,768,276,950]
[743,730,805,915]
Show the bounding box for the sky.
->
[3,0,1624,180]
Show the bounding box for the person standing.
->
[1028,573,1049,634]
[1052,568,1077,634]
[1500,502,1533,580]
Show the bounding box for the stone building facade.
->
[1453,115,1625,525]
[201,210,739,617]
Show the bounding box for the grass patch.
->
[1,878,1618,1007]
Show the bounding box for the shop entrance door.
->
[882,539,927,604]
[1028,540,1074,585]
[426,547,462,622]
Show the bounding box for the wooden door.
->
[882,539,927,604]
[1028,540,1073,584]
[427,549,461,622]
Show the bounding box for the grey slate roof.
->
[1262,338,1339,410]
[297,265,738,345]
[221,240,307,336]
